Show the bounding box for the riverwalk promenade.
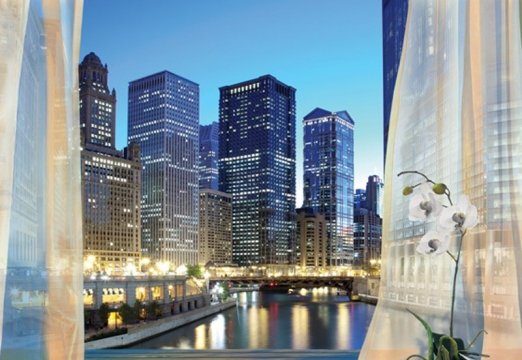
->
[85,300,236,349]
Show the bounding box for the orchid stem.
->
[446,251,457,263]
[450,229,466,337]
[397,171,436,185]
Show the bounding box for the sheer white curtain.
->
[0,0,84,358]
[361,1,522,358]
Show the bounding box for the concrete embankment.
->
[359,294,378,305]
[85,299,236,349]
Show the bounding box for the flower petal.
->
[438,206,457,231]
[428,192,443,218]
[463,203,478,229]
[417,230,450,256]
[409,193,427,221]
[456,194,470,211]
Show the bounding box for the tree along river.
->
[130,288,375,350]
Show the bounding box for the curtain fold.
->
[0,0,84,358]
[361,1,522,358]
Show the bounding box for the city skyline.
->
[80,0,384,203]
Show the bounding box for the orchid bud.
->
[402,186,413,196]
[432,183,447,195]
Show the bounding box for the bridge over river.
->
[209,276,354,293]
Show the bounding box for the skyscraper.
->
[354,189,367,211]
[128,71,199,267]
[353,207,382,268]
[79,52,116,148]
[303,108,354,266]
[79,52,142,273]
[365,175,384,217]
[219,75,296,265]
[199,189,232,265]
[383,0,408,169]
[199,122,219,190]
[296,208,327,267]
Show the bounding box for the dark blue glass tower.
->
[303,108,354,266]
[383,0,408,170]
[199,122,219,190]
[219,75,296,265]
[128,71,199,267]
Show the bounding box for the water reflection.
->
[292,305,309,349]
[132,290,375,350]
[248,306,269,348]
[209,314,225,349]
[194,324,206,349]
[336,304,349,349]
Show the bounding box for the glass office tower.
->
[128,71,199,267]
[199,122,219,190]
[219,75,296,265]
[303,108,355,265]
[383,0,408,169]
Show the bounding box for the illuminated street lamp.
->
[176,264,188,276]
[157,261,170,275]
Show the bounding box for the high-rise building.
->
[79,52,142,273]
[353,208,382,268]
[199,122,219,190]
[199,189,232,265]
[82,145,142,273]
[79,52,116,148]
[365,175,384,217]
[219,75,296,265]
[383,0,408,169]
[353,175,384,268]
[303,108,354,265]
[296,208,327,267]
[354,189,367,211]
[128,71,199,267]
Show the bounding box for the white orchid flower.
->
[408,183,443,221]
[438,194,478,231]
[416,230,450,256]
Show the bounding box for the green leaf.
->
[436,345,450,360]
[407,309,435,360]
[438,336,460,360]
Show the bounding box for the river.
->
[130,288,375,350]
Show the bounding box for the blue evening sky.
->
[81,0,383,206]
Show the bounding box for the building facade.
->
[79,52,117,148]
[365,175,384,217]
[82,145,142,273]
[383,0,408,169]
[199,122,219,190]
[128,71,199,267]
[353,208,382,268]
[79,52,142,273]
[296,208,327,267]
[353,176,383,268]
[219,75,296,265]
[303,108,354,265]
[199,189,232,265]
[354,189,367,211]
